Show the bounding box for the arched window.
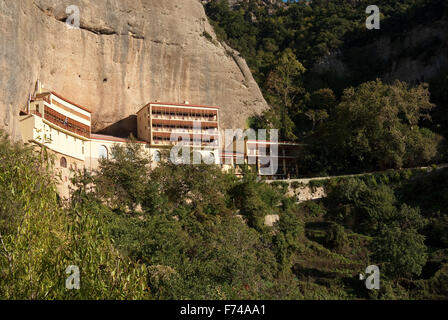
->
[98,145,108,160]
[153,150,161,163]
[207,152,215,164]
[60,157,67,168]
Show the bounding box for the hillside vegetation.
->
[1,132,447,299]
[205,0,448,176]
[1,0,447,300]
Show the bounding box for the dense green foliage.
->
[308,80,440,174]
[206,0,441,79]
[1,131,447,299]
[2,0,448,301]
[71,142,448,299]
[205,0,448,175]
[0,131,149,299]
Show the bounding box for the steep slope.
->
[312,0,448,89]
[0,0,268,138]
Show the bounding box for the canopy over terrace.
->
[151,105,218,118]
[148,101,220,109]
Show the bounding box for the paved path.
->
[265,164,448,184]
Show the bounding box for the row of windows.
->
[152,110,217,119]
[153,136,218,144]
[152,123,218,130]
[59,144,109,170]
[44,106,90,138]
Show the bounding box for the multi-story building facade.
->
[19,87,93,198]
[136,102,220,164]
[18,84,148,198]
[20,90,92,159]
[18,83,303,198]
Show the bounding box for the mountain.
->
[0,0,268,139]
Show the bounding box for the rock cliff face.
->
[0,0,268,139]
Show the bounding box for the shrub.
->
[0,130,149,299]
[372,226,427,279]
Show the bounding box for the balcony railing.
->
[152,140,219,147]
[31,110,43,118]
[44,114,90,138]
[31,109,90,138]
[152,127,219,135]
[151,113,217,122]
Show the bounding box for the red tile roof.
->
[137,102,219,114]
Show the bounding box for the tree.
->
[274,206,304,274]
[0,130,149,299]
[326,177,426,236]
[150,154,232,217]
[305,109,329,131]
[316,80,440,172]
[372,226,427,279]
[265,49,306,141]
[95,139,150,212]
[309,88,337,114]
[105,204,278,299]
[266,49,306,110]
[230,169,269,231]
